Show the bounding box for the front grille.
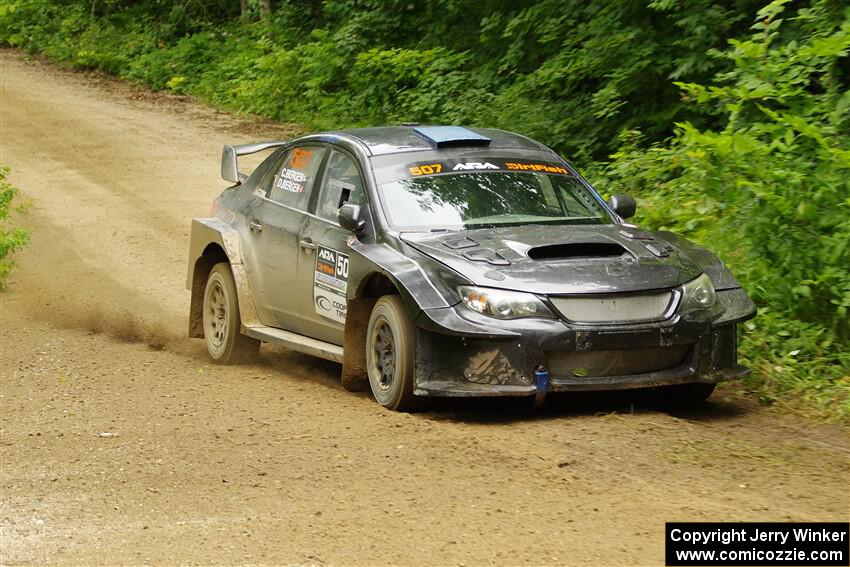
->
[546,345,690,378]
[549,291,677,324]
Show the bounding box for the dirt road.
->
[1,50,847,566]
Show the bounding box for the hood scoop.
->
[461,248,511,266]
[527,242,629,261]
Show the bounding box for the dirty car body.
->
[187,126,756,410]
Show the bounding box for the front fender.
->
[350,241,519,338]
[657,231,742,291]
[657,231,755,325]
[349,241,454,313]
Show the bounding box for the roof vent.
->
[412,126,491,148]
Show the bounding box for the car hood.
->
[400,224,703,295]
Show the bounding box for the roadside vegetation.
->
[0,167,29,288]
[1,0,847,419]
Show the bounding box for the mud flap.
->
[340,296,376,392]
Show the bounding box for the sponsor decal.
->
[505,162,569,175]
[452,162,499,171]
[314,246,348,323]
[315,295,332,311]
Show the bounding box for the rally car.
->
[186,125,755,411]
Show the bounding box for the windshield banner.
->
[402,159,572,179]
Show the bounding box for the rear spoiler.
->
[221,141,287,184]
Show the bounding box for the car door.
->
[296,148,369,345]
[241,144,327,333]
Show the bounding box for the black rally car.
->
[186,125,755,411]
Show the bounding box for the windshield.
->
[378,170,612,230]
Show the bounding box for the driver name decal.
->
[314,246,348,323]
[276,167,307,193]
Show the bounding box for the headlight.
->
[458,286,554,319]
[680,273,717,311]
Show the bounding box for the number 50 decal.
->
[336,255,349,279]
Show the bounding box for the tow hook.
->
[534,365,549,408]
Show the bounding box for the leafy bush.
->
[126,30,220,91]
[0,167,29,288]
[0,0,767,162]
[599,0,850,419]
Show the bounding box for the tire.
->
[662,382,716,405]
[366,295,422,411]
[202,262,259,364]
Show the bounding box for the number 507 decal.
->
[314,246,349,323]
[409,163,442,176]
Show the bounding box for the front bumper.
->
[411,288,755,397]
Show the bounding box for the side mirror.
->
[338,203,366,232]
[608,194,637,219]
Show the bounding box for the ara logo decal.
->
[314,246,349,323]
[452,162,499,171]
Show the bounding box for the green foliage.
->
[126,30,220,90]
[599,0,850,420]
[0,0,766,163]
[0,167,29,288]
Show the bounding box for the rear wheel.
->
[202,263,259,364]
[366,295,422,411]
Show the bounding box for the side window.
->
[316,150,366,221]
[267,146,326,209]
[255,147,289,195]
[538,174,561,211]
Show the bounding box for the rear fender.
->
[187,218,260,337]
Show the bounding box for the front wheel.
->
[366,295,422,412]
[202,263,259,364]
